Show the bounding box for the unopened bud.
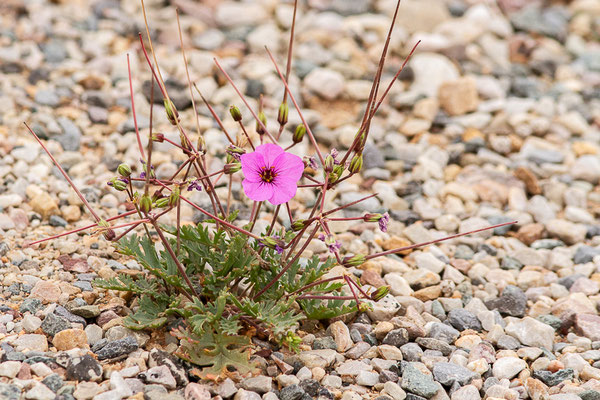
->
[155,197,170,208]
[164,99,180,125]
[324,154,335,173]
[349,154,363,174]
[229,105,242,122]
[293,124,306,144]
[328,172,339,184]
[168,187,180,207]
[103,229,116,241]
[224,162,241,175]
[117,163,132,177]
[152,133,165,142]
[227,145,245,156]
[139,194,152,213]
[112,179,127,191]
[363,213,383,223]
[277,102,289,126]
[370,286,390,301]
[358,302,372,312]
[291,219,307,232]
[342,254,366,267]
[333,164,344,177]
[256,111,267,135]
[197,135,206,153]
[260,236,285,250]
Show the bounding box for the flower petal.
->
[242,179,274,202]
[272,152,304,182]
[240,151,265,183]
[268,177,298,205]
[255,143,284,168]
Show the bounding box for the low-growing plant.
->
[25,0,514,378]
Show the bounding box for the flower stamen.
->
[260,167,277,183]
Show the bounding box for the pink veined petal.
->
[272,152,304,181]
[269,177,298,205]
[242,179,274,202]
[240,151,265,183]
[255,143,284,168]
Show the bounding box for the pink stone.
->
[30,280,61,304]
[575,314,600,341]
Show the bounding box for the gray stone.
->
[485,285,527,317]
[383,329,410,347]
[66,354,102,382]
[0,384,20,400]
[94,336,138,360]
[447,309,482,332]
[432,362,478,387]
[428,323,460,344]
[41,373,64,392]
[401,363,439,398]
[143,366,177,390]
[240,376,272,394]
[532,368,575,386]
[279,384,305,400]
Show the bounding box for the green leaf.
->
[124,294,170,330]
[174,328,253,378]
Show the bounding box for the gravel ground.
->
[1,0,600,399]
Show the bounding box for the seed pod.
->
[342,254,366,267]
[152,133,165,142]
[293,124,306,144]
[260,236,285,250]
[277,102,289,126]
[256,111,267,135]
[349,153,363,174]
[324,154,335,173]
[197,135,206,154]
[168,187,180,207]
[164,99,180,125]
[117,163,132,177]
[291,219,307,232]
[370,286,390,301]
[224,162,241,175]
[229,105,242,122]
[103,229,116,241]
[154,197,170,208]
[139,194,152,213]
[363,213,383,223]
[112,179,127,191]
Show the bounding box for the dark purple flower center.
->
[260,166,277,183]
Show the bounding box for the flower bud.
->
[155,197,170,208]
[328,172,338,184]
[229,105,242,122]
[164,99,180,125]
[349,153,363,174]
[363,213,383,223]
[293,124,306,144]
[277,102,289,126]
[112,179,128,191]
[117,163,132,177]
[152,133,165,142]
[342,254,366,267]
[139,194,152,213]
[324,154,335,173]
[197,135,206,154]
[103,229,116,241]
[256,111,267,135]
[168,187,180,207]
[260,236,285,251]
[358,302,372,313]
[291,219,307,232]
[333,164,344,177]
[224,162,241,175]
[370,286,390,301]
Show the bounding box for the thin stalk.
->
[24,123,101,223]
[238,121,255,150]
[176,10,202,142]
[26,210,138,246]
[365,221,517,260]
[253,224,320,300]
[127,54,145,160]
[193,84,235,145]
[265,48,325,165]
[148,216,197,299]
[213,58,277,144]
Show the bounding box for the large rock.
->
[505,317,555,350]
[574,314,600,341]
[485,285,527,317]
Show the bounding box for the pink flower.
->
[240,143,304,205]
